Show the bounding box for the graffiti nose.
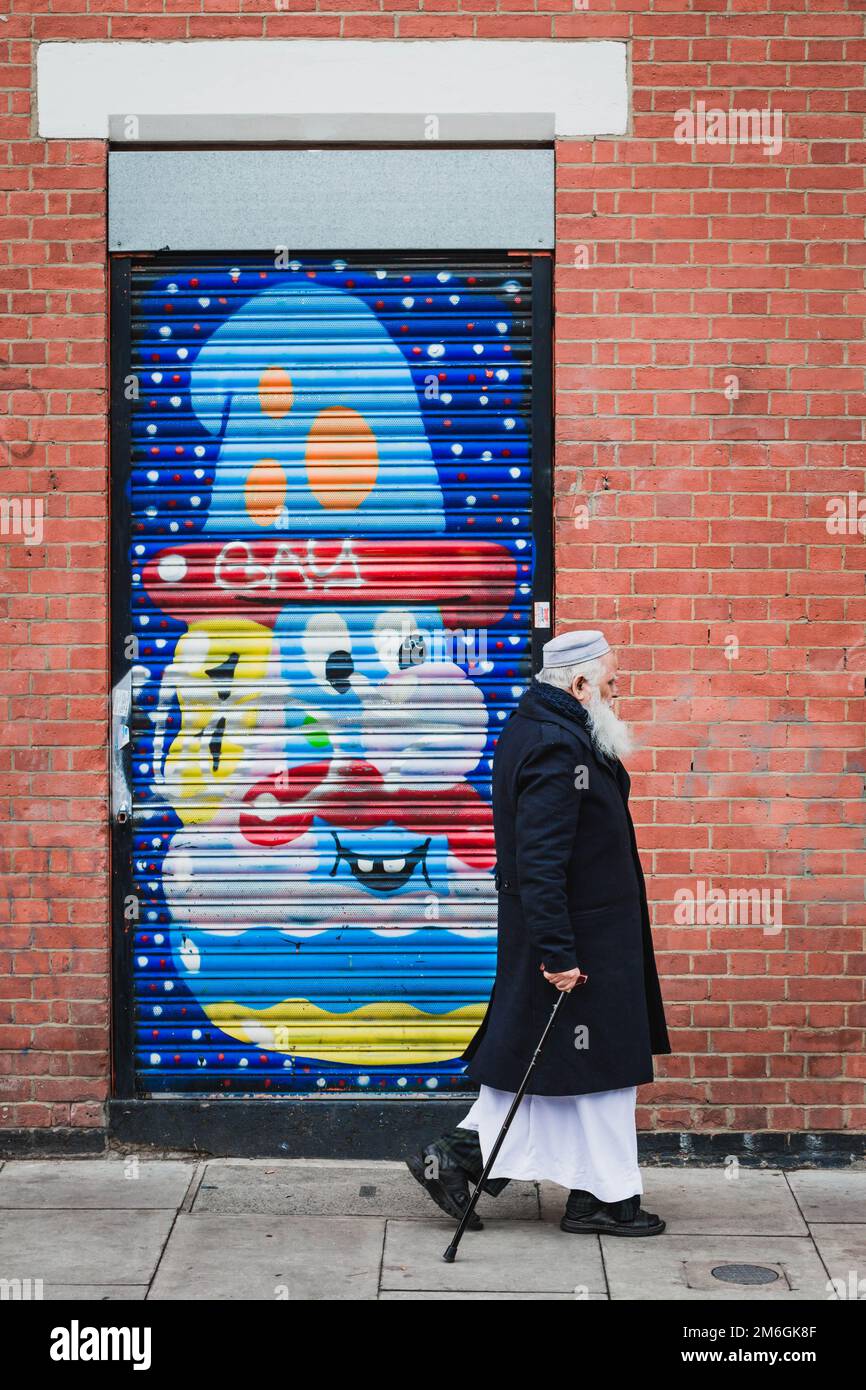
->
[341,759,382,787]
[272,760,331,800]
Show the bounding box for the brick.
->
[0,1,862,1140]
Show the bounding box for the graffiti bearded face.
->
[152,604,495,1061]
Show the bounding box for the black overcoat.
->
[463,680,670,1096]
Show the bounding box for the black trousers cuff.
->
[437,1127,510,1196]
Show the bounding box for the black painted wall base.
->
[2,1102,864,1165]
[103,1100,864,1166]
[0,1127,106,1158]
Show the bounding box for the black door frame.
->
[107,249,554,1150]
[109,256,137,1101]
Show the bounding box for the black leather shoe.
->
[560,1190,665,1237]
[406,1143,484,1231]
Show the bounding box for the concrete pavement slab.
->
[0,1160,859,1302]
[0,1160,196,1209]
[0,1210,174,1286]
[542,1168,808,1237]
[602,1234,833,1300]
[195,1158,538,1219]
[148,1214,383,1300]
[786,1171,866,1224]
[381,1217,606,1294]
[41,1285,149,1300]
[380,1290,607,1299]
[808,1222,866,1298]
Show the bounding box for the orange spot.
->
[305,407,378,511]
[245,459,287,526]
[258,365,294,419]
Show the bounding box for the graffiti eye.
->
[325,649,354,694]
[209,716,226,772]
[204,651,240,703]
[398,633,427,668]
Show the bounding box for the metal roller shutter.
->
[117,253,543,1095]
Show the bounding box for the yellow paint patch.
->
[205,997,486,1065]
[258,365,294,418]
[245,458,287,526]
[162,618,273,825]
[305,406,378,511]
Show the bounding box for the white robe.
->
[457,1084,641,1202]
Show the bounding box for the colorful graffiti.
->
[128,258,533,1091]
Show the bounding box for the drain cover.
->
[359,1185,377,1197]
[711,1264,780,1286]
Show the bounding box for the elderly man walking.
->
[407,630,671,1236]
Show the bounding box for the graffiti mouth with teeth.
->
[329,831,434,894]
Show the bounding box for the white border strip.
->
[37,39,628,140]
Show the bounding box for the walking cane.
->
[443,975,585,1264]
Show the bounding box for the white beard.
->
[585,687,634,762]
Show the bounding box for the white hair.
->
[536,658,634,762]
[536,658,604,692]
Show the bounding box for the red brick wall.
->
[1,2,863,1135]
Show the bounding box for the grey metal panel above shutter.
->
[108,149,554,251]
